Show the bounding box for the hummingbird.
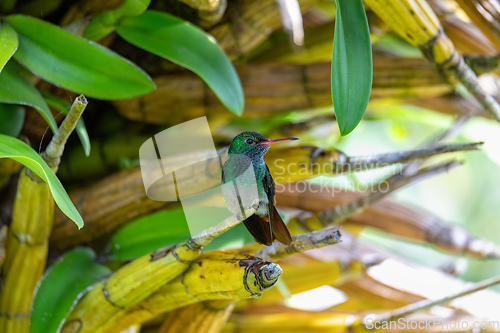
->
[221,132,298,246]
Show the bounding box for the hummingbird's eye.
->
[245,139,255,145]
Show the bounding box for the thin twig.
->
[256,226,342,261]
[364,274,500,325]
[319,161,463,225]
[42,94,88,170]
[190,201,259,248]
[338,142,481,173]
[403,115,472,175]
[449,58,500,122]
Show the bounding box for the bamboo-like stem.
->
[177,0,227,27]
[448,58,500,121]
[364,274,500,325]
[318,161,462,225]
[256,226,341,261]
[113,57,451,125]
[455,0,500,49]
[42,94,88,170]
[61,205,258,333]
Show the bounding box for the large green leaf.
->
[111,207,253,260]
[42,93,91,156]
[4,14,155,100]
[0,134,84,227]
[116,10,244,115]
[0,23,18,72]
[0,62,57,133]
[31,248,111,333]
[0,103,25,137]
[331,0,372,135]
[111,208,190,260]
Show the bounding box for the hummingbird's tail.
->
[242,208,292,246]
[271,206,292,245]
[243,214,273,246]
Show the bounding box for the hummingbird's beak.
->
[260,137,299,145]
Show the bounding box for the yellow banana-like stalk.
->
[363,0,500,122]
[0,170,54,333]
[62,251,282,333]
[0,158,21,190]
[0,95,87,333]
[236,255,373,308]
[60,241,202,333]
[159,300,235,333]
[0,225,6,275]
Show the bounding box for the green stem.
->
[42,94,88,171]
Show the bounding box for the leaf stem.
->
[42,94,87,170]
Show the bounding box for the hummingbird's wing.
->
[222,157,272,245]
[264,165,292,245]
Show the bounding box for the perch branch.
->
[256,226,342,261]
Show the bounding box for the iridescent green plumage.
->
[221,132,297,245]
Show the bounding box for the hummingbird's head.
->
[228,132,298,158]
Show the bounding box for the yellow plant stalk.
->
[158,300,235,333]
[177,0,227,28]
[207,0,318,60]
[363,0,500,121]
[235,255,374,308]
[0,158,21,190]
[62,251,282,333]
[113,56,450,126]
[455,0,500,49]
[0,95,87,333]
[0,170,54,332]
[222,308,484,333]
[0,225,6,275]
[59,242,202,333]
[60,204,257,333]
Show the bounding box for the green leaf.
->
[111,207,254,260]
[331,0,372,135]
[0,134,84,228]
[111,208,190,260]
[0,104,25,137]
[0,62,57,133]
[42,93,91,156]
[0,23,18,72]
[84,0,151,41]
[31,248,111,333]
[116,10,244,115]
[4,14,155,100]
